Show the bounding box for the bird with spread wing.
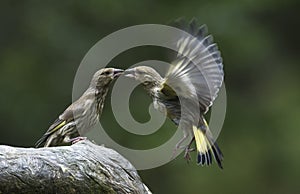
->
[124,19,224,168]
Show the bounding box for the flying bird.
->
[124,19,224,168]
[35,68,124,147]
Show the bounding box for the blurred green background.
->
[1,0,299,193]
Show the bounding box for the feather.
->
[192,125,223,169]
[164,19,224,112]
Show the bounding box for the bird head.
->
[124,66,162,88]
[91,68,124,88]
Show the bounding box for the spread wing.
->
[162,19,224,113]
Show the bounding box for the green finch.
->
[124,19,224,168]
[35,68,124,147]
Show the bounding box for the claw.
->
[184,147,195,163]
[183,137,195,163]
[170,136,196,162]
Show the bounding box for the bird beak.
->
[124,68,136,79]
[113,68,124,78]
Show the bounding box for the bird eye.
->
[101,71,111,76]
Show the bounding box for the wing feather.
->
[35,105,75,147]
[163,19,224,112]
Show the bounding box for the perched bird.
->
[35,68,124,147]
[124,19,224,168]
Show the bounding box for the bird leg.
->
[171,133,189,160]
[183,137,195,162]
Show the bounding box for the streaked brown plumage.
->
[124,19,224,168]
[35,68,123,147]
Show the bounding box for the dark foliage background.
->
[0,0,299,193]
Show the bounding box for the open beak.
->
[124,68,136,78]
[113,68,124,78]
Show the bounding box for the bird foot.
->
[171,142,186,160]
[70,136,87,144]
[183,147,195,163]
[170,145,188,160]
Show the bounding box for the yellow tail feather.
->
[192,125,210,153]
[192,125,223,169]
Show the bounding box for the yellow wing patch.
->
[49,120,66,134]
[161,80,177,97]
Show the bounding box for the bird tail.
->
[192,123,223,169]
[35,120,67,148]
[35,135,48,148]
